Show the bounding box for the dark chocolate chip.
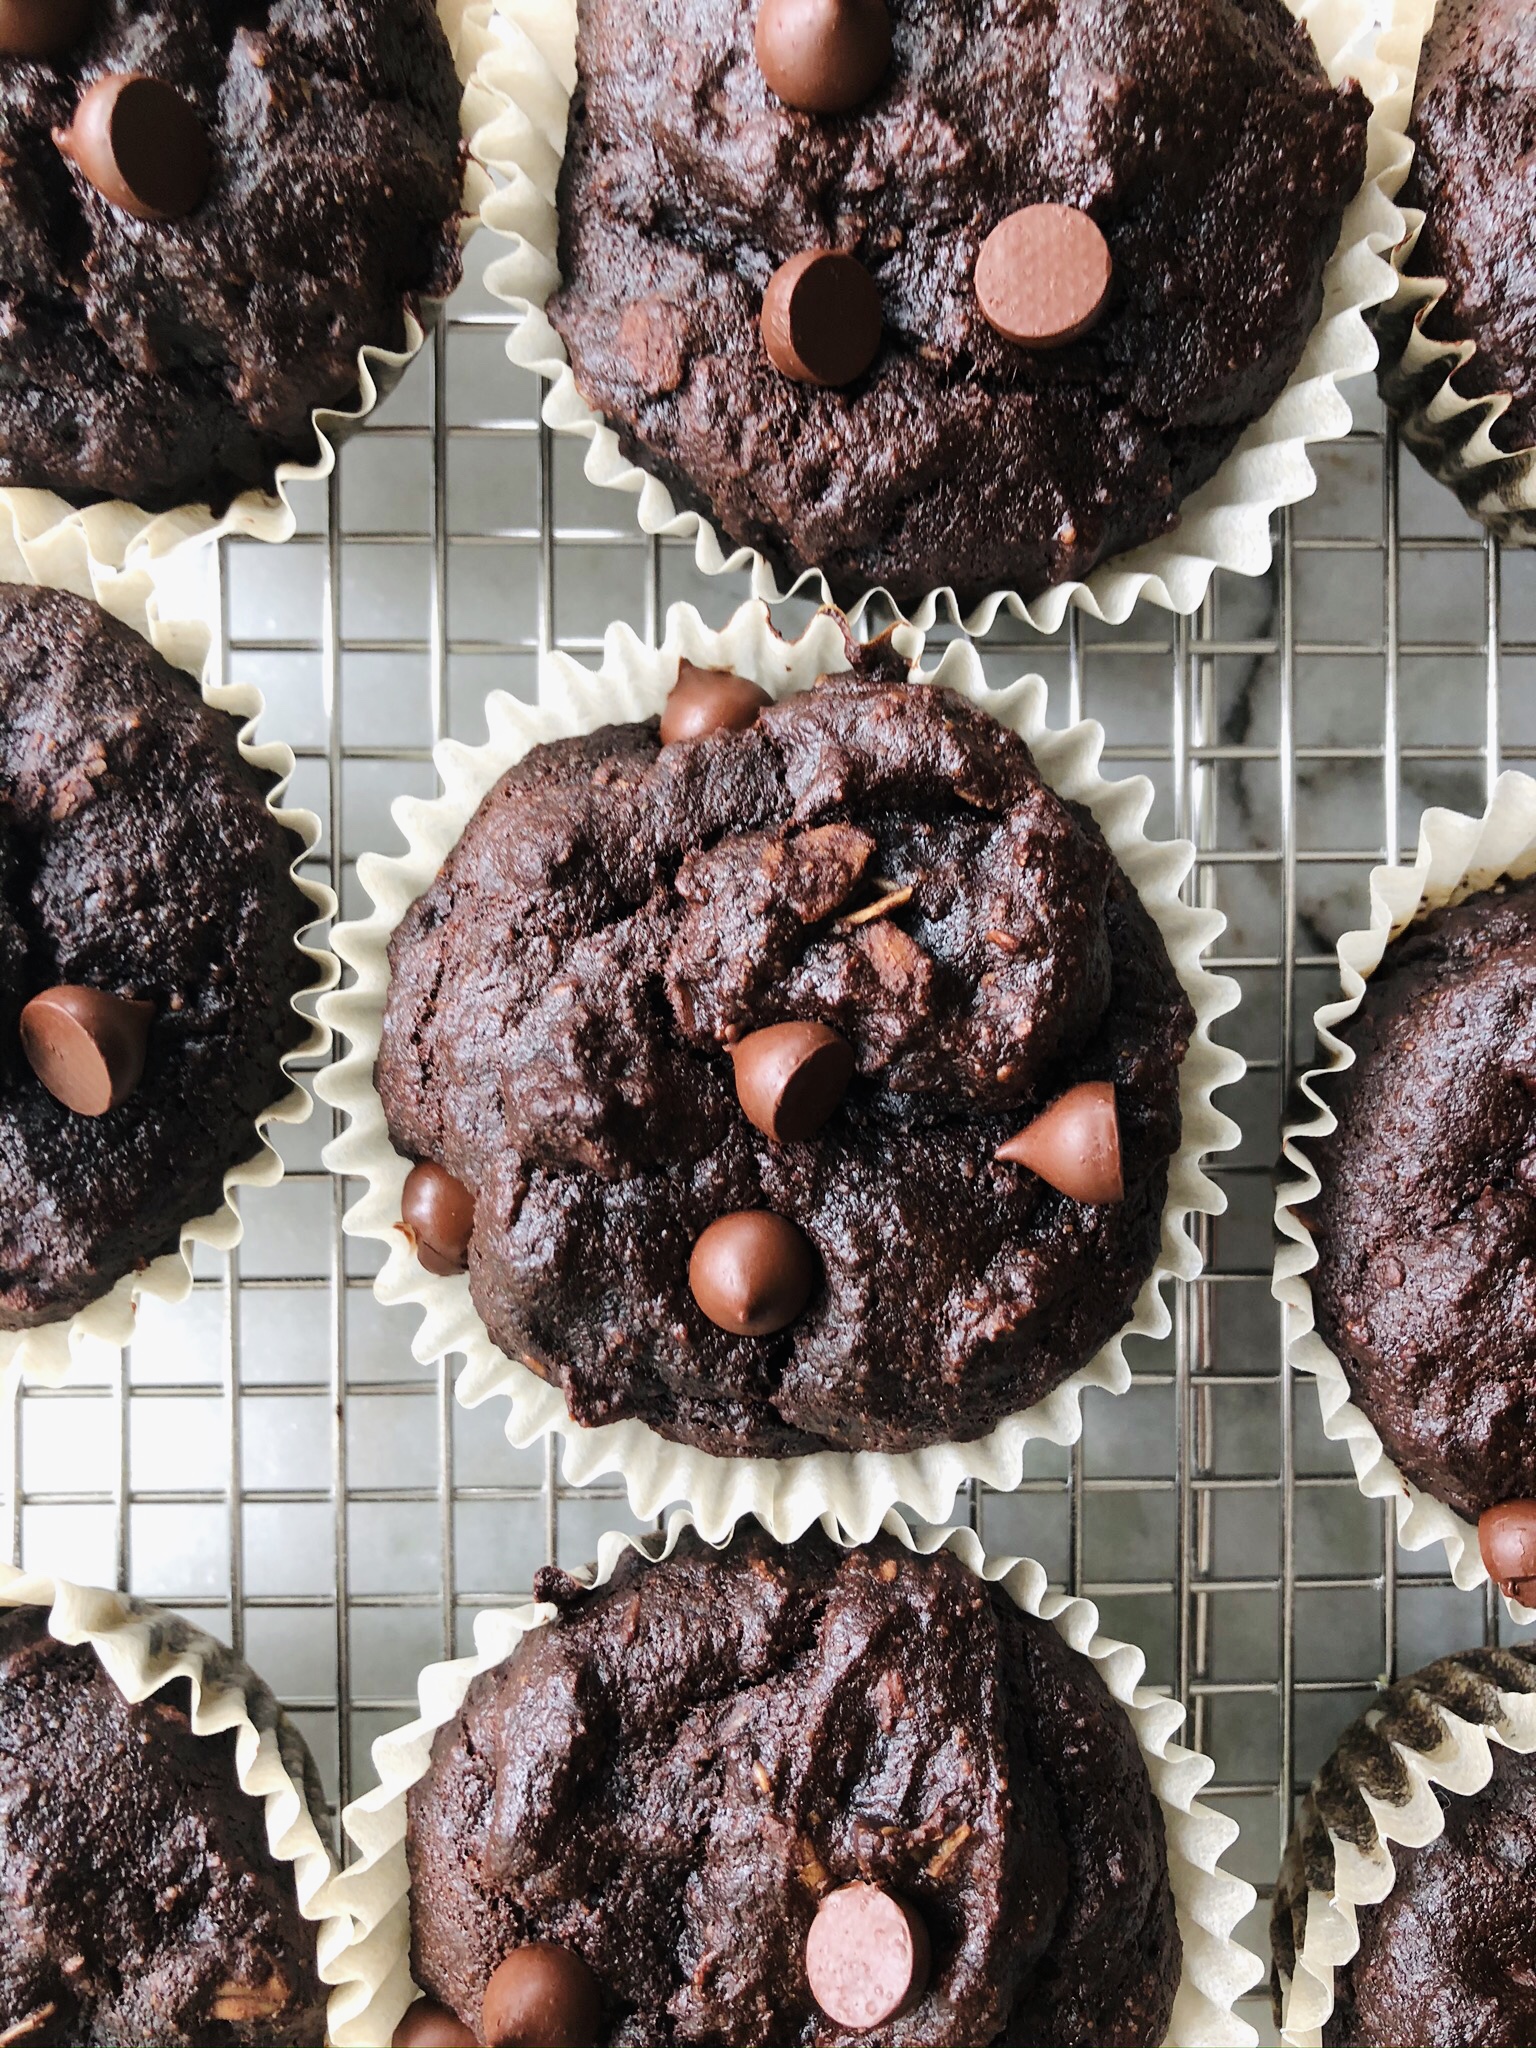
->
[805,1882,931,2031]
[659,660,771,745]
[1480,1501,1536,1603]
[401,1161,476,1277]
[481,1944,603,2048]
[689,1209,818,1335]
[754,0,891,114]
[761,248,882,388]
[20,985,154,1118]
[995,1081,1123,1204]
[731,1021,854,1141]
[392,2000,477,2048]
[0,0,91,58]
[975,203,1112,349]
[54,72,210,221]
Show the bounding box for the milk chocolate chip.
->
[20,986,153,1118]
[481,1945,603,2048]
[660,661,772,745]
[761,249,882,388]
[996,1081,1123,1204]
[0,0,91,57]
[975,203,1112,349]
[54,72,210,221]
[402,1161,476,1277]
[805,1882,931,2032]
[392,2001,477,2048]
[731,1021,854,1141]
[1480,1500,1536,1606]
[754,0,891,114]
[689,1210,818,1335]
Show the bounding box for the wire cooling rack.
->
[8,249,1536,2044]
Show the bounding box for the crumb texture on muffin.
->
[0,1605,326,2047]
[406,1527,1182,2047]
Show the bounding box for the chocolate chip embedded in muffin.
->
[0,0,465,512]
[0,584,313,1331]
[404,1527,1183,2047]
[1304,876,1536,1525]
[548,0,1369,611]
[0,1605,327,2046]
[376,633,1194,1459]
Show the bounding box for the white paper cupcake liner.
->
[317,597,1243,1542]
[1,0,503,578]
[1272,1643,1536,2045]
[0,1564,355,2023]
[1370,1,1536,541]
[0,510,338,1389]
[319,1509,1263,2048]
[1273,772,1536,1610]
[470,0,1417,637]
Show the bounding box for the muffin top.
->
[0,585,312,1331]
[377,642,1193,1460]
[1305,876,1536,1525]
[1400,0,1536,454]
[405,1527,1181,2048]
[549,0,1368,612]
[0,0,464,512]
[0,1605,326,2046]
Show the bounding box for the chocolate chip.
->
[401,1161,475,1277]
[731,1021,854,1142]
[0,0,91,57]
[54,73,210,221]
[659,661,771,745]
[975,203,1112,349]
[754,0,891,114]
[481,1945,603,2048]
[392,2000,477,2048]
[20,986,153,1118]
[761,249,882,388]
[1479,1501,1536,1603]
[805,1882,931,2032]
[689,1210,818,1335]
[995,1081,1124,1204]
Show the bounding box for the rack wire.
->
[7,252,1536,2046]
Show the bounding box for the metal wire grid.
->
[7,252,1536,2045]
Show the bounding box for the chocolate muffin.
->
[0,584,313,1330]
[0,0,464,513]
[1388,0,1536,457]
[1302,877,1536,1530]
[547,0,1369,613]
[377,643,1195,1460]
[405,1527,1182,2048]
[0,1604,327,2046]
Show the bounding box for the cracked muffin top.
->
[548,0,1369,612]
[0,0,464,512]
[404,1526,1182,2048]
[377,637,1194,1461]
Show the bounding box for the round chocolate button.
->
[54,72,210,221]
[481,1944,603,2048]
[754,0,891,115]
[731,1021,854,1142]
[761,249,882,388]
[805,1882,931,2031]
[660,661,771,745]
[402,1161,476,1276]
[392,1999,477,2048]
[689,1210,818,1335]
[975,203,1112,350]
[0,0,91,58]
[19,985,154,1118]
[995,1081,1123,1205]
[1480,1501,1536,1604]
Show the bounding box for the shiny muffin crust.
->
[0,1606,326,2047]
[1397,0,1536,455]
[406,1527,1182,2048]
[549,0,1369,611]
[1304,876,1536,1524]
[377,640,1194,1459]
[0,0,464,511]
[0,584,312,1329]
